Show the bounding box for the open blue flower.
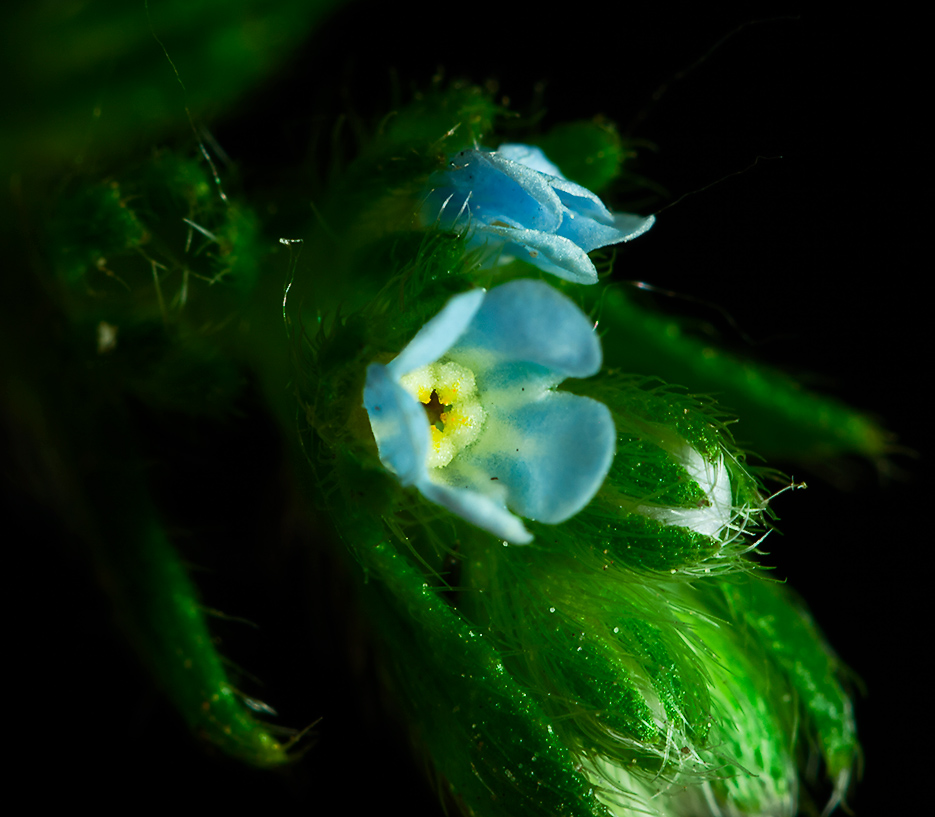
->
[421,143,655,284]
[363,279,616,543]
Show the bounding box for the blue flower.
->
[363,279,616,543]
[421,143,655,284]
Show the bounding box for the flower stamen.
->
[400,361,485,469]
[423,390,449,431]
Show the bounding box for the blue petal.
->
[440,392,615,525]
[418,478,533,544]
[386,289,485,378]
[495,143,565,178]
[426,150,562,234]
[461,360,558,411]
[487,225,599,283]
[612,212,656,242]
[551,177,615,225]
[554,213,631,255]
[363,363,430,486]
[503,392,615,523]
[450,279,602,378]
[421,144,655,286]
[554,199,655,254]
[364,278,615,544]
[480,152,564,230]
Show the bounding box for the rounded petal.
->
[418,478,533,544]
[557,208,656,254]
[453,392,616,525]
[363,363,430,486]
[387,289,485,378]
[452,279,602,377]
[611,212,656,242]
[505,393,616,523]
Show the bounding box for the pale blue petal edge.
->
[363,364,430,486]
[557,208,655,254]
[387,289,486,378]
[486,226,598,284]
[551,177,615,224]
[556,215,633,255]
[612,212,656,242]
[418,478,533,544]
[451,279,602,378]
[495,143,565,178]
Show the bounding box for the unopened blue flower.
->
[421,143,655,284]
[363,279,616,543]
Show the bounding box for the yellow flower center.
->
[399,361,485,468]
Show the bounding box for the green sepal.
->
[79,361,290,766]
[588,512,722,573]
[674,580,801,815]
[326,461,613,817]
[47,178,149,287]
[107,503,291,768]
[458,537,718,776]
[565,370,767,575]
[5,310,291,767]
[717,576,859,787]
[45,149,263,332]
[545,629,659,744]
[583,284,888,465]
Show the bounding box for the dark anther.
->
[423,390,450,431]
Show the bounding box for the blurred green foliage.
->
[1,0,344,175]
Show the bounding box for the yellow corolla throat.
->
[399,361,485,469]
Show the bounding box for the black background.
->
[16,2,921,814]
